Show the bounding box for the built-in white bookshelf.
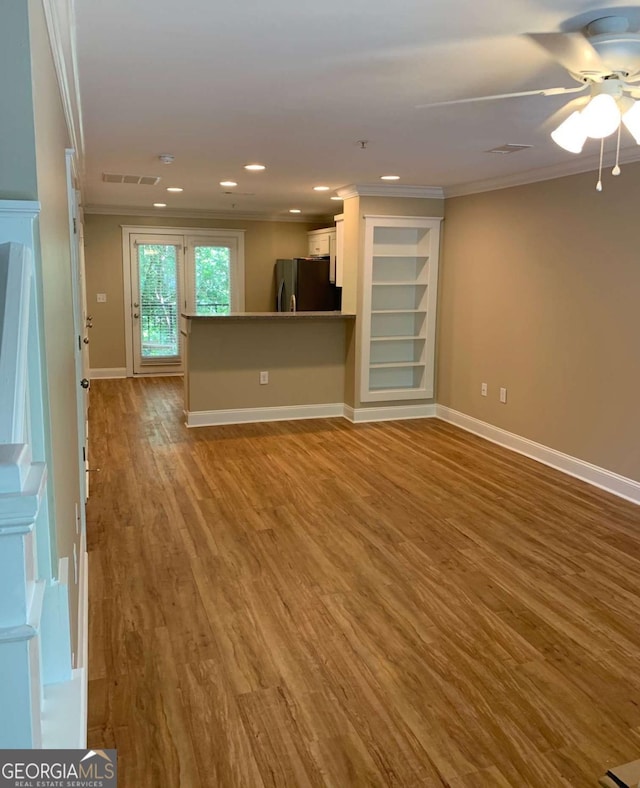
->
[360,216,442,402]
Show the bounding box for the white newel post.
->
[0,441,47,747]
[0,202,80,748]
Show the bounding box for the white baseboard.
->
[90,367,126,379]
[436,405,640,506]
[186,403,345,427]
[344,403,436,423]
[41,668,86,749]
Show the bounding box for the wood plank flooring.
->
[87,376,640,787]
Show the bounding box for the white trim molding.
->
[345,404,436,423]
[85,205,330,223]
[436,406,640,506]
[337,184,444,200]
[89,367,127,379]
[186,403,345,428]
[444,145,640,199]
[42,0,84,173]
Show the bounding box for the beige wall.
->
[439,166,640,482]
[0,2,38,201]
[84,213,326,369]
[29,0,81,651]
[187,318,349,412]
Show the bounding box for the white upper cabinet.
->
[307,227,334,257]
[359,215,442,402]
[308,226,337,282]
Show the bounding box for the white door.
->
[130,235,185,374]
[65,151,88,524]
[184,236,241,314]
[76,210,91,496]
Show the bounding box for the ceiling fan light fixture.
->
[580,93,621,139]
[622,100,640,144]
[551,111,588,153]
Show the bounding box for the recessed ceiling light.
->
[166,187,183,192]
[313,185,330,191]
[220,180,238,187]
[153,203,166,208]
[244,163,266,171]
[289,209,301,214]
[330,196,343,201]
[380,175,400,180]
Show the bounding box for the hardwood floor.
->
[87,376,640,787]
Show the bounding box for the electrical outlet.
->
[96,293,107,303]
[259,371,269,385]
[481,382,488,397]
[500,387,507,404]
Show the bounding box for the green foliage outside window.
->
[195,246,231,315]
[139,244,178,357]
[137,243,231,359]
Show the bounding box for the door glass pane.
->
[194,246,231,314]
[138,244,179,359]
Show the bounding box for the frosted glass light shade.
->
[580,94,621,139]
[551,111,588,153]
[622,100,640,144]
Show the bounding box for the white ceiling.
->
[74,0,640,218]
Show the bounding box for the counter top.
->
[181,311,355,321]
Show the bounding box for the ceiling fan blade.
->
[415,84,586,110]
[541,95,590,133]
[526,32,607,76]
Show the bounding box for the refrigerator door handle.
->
[290,294,297,312]
[277,279,285,312]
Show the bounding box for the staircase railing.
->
[0,229,76,748]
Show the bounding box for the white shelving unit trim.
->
[372,308,427,314]
[370,335,424,342]
[370,361,424,369]
[360,215,442,403]
[372,254,429,259]
[369,384,429,392]
[372,281,428,287]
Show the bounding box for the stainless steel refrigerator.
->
[275,258,341,312]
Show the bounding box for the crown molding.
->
[42,0,85,177]
[444,145,640,198]
[83,204,332,223]
[337,184,445,200]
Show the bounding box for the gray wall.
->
[0,2,38,200]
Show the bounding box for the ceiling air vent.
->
[486,144,533,155]
[102,173,161,185]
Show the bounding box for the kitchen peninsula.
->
[181,311,356,427]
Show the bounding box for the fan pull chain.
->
[612,123,622,176]
[596,138,604,192]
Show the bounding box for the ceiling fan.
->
[417,16,640,189]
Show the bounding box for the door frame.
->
[121,225,245,377]
[130,234,185,375]
[65,150,87,528]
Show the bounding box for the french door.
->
[131,235,184,375]
[185,235,240,315]
[126,227,245,375]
